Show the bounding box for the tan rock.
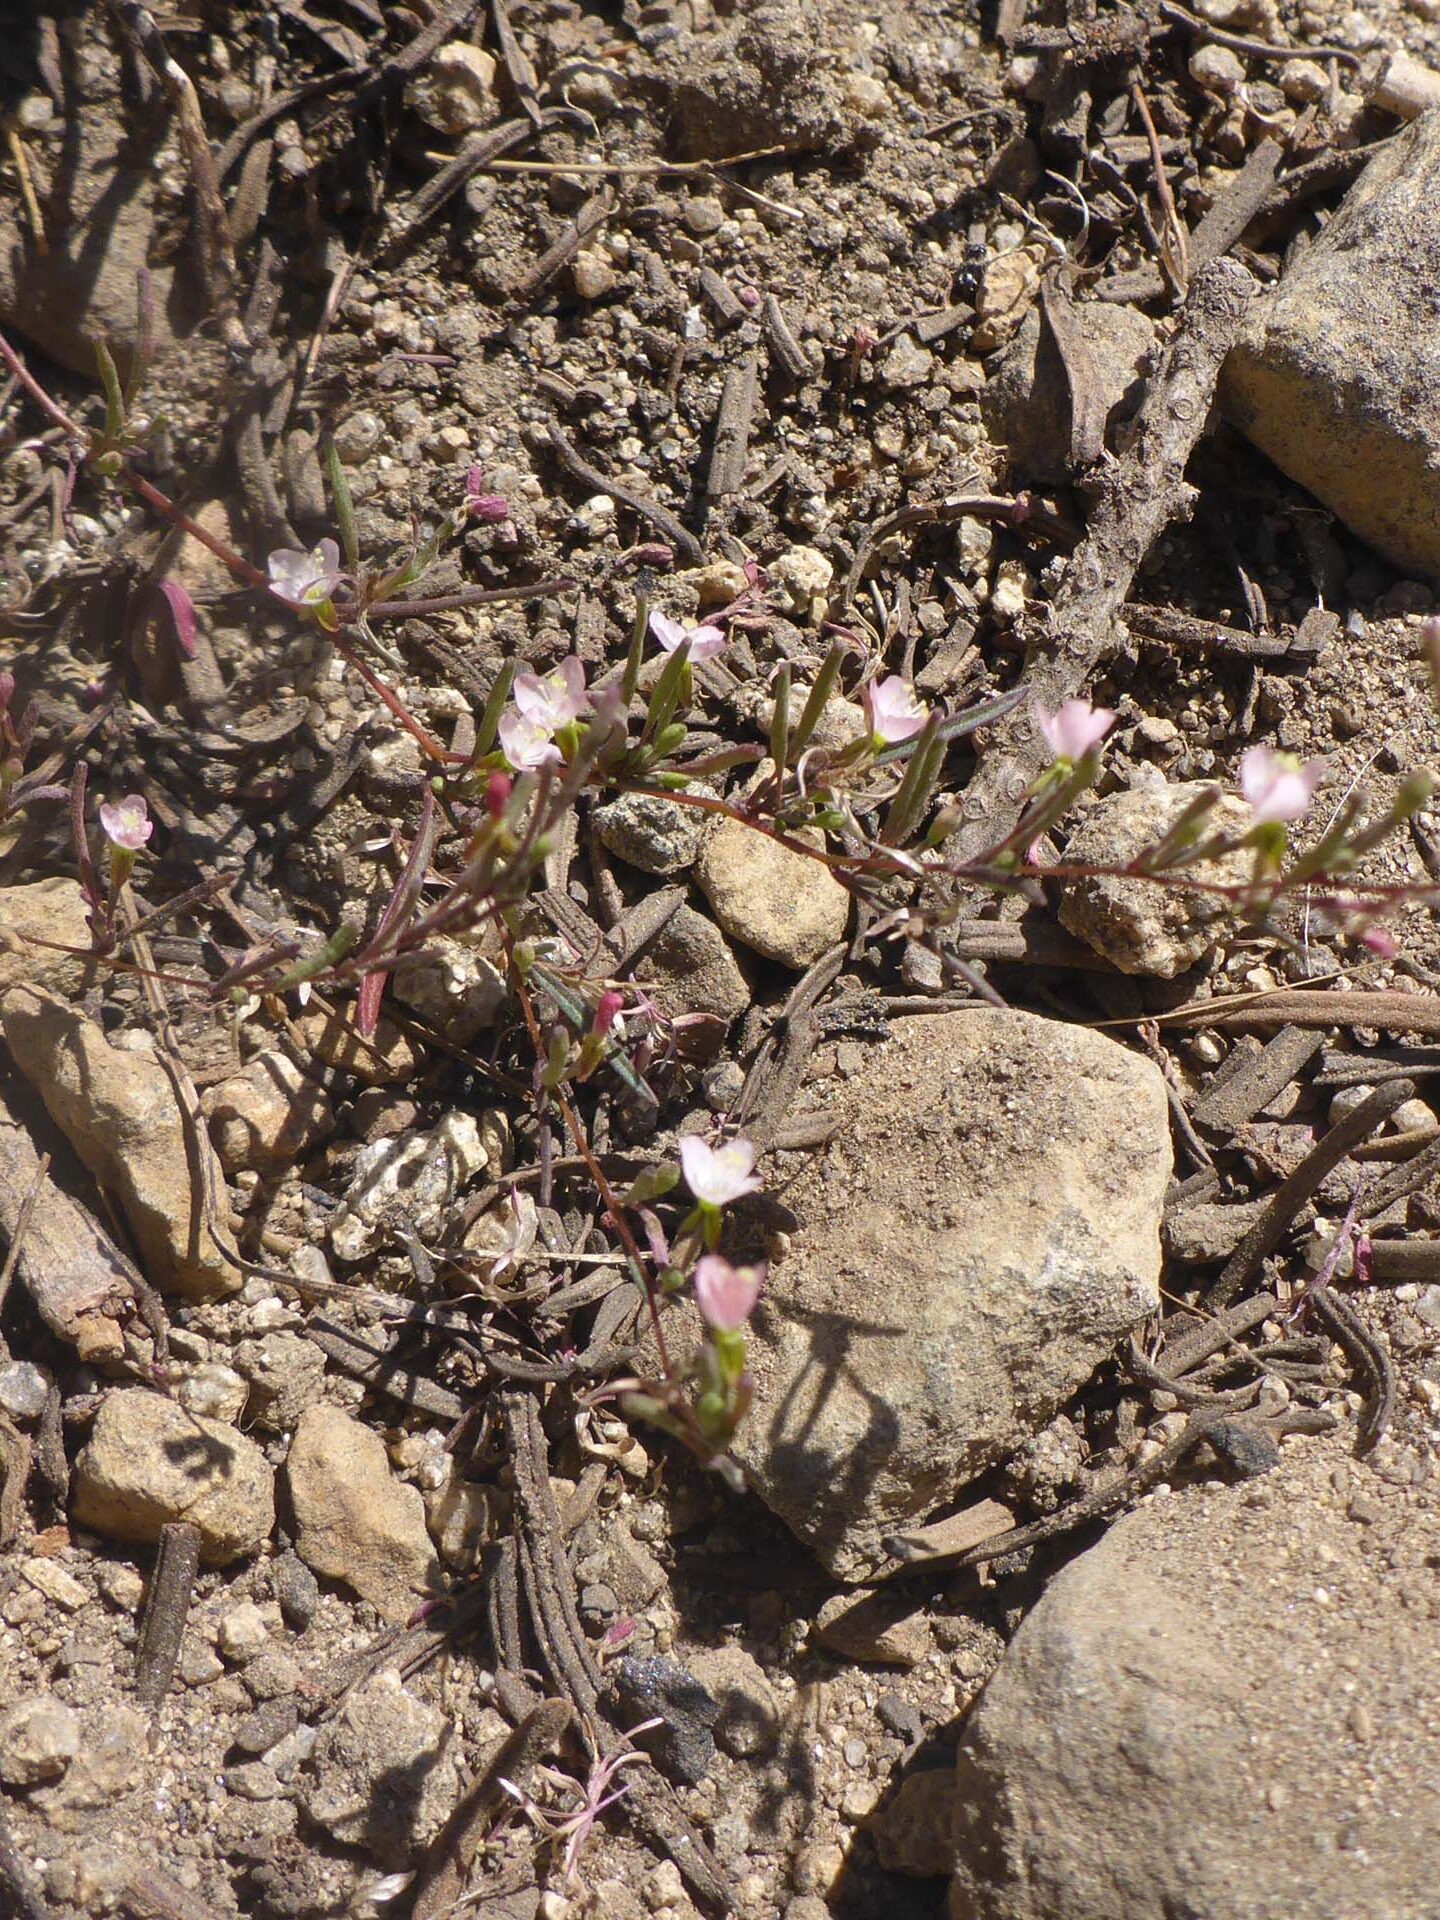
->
[0,879,101,997]
[295,1005,422,1085]
[815,1590,933,1667]
[876,1769,956,1878]
[0,986,240,1298]
[651,1009,1168,1579]
[286,1405,440,1621]
[695,820,849,969]
[71,1388,274,1564]
[634,904,751,1025]
[1058,786,1253,978]
[204,1050,334,1173]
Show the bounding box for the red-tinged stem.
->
[508,954,671,1378]
[330,630,464,765]
[121,470,267,586]
[0,328,83,437]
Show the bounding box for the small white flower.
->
[650,610,728,663]
[266,537,344,607]
[498,711,562,770]
[98,794,153,852]
[679,1135,761,1208]
[1240,745,1323,825]
[864,674,929,745]
[1035,697,1115,762]
[513,658,588,732]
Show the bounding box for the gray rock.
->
[285,1405,440,1622]
[1223,111,1440,577]
[948,1438,1440,1920]
[301,1670,460,1868]
[594,789,710,874]
[603,1654,719,1786]
[272,1551,321,1631]
[695,820,849,970]
[665,1009,1168,1579]
[71,1387,275,1564]
[0,1360,50,1421]
[1058,786,1253,977]
[876,1768,956,1879]
[634,904,751,1026]
[329,1112,489,1263]
[0,1694,80,1785]
[983,301,1153,483]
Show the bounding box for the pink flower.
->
[513,658,588,732]
[679,1135,761,1208]
[692,1254,764,1333]
[1361,926,1398,960]
[498,711,562,770]
[266,537,343,607]
[864,674,929,745]
[98,794,153,852]
[1239,746,1323,825]
[1035,698,1115,762]
[649,610,728,663]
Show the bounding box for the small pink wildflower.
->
[266,537,343,608]
[649,610,728,663]
[1361,925,1399,960]
[679,1135,761,1208]
[693,1254,765,1333]
[513,658,588,732]
[1239,745,1323,825]
[98,794,153,852]
[1035,698,1115,762]
[864,674,929,745]
[497,711,562,770]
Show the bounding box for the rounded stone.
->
[71,1387,275,1564]
[1058,785,1253,977]
[654,1009,1169,1578]
[695,820,849,970]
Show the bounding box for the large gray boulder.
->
[714,1009,1170,1578]
[1223,110,1440,577]
[950,1437,1440,1920]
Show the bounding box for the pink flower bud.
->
[465,468,511,522]
[486,772,513,821]
[1361,926,1398,960]
[592,990,625,1039]
[0,669,14,712]
[692,1254,764,1332]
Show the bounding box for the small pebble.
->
[0,1360,50,1421]
[218,1601,271,1663]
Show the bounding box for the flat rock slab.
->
[719,1009,1170,1579]
[1222,110,1440,577]
[949,1436,1440,1920]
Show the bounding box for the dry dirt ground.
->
[2,1,1440,1917]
